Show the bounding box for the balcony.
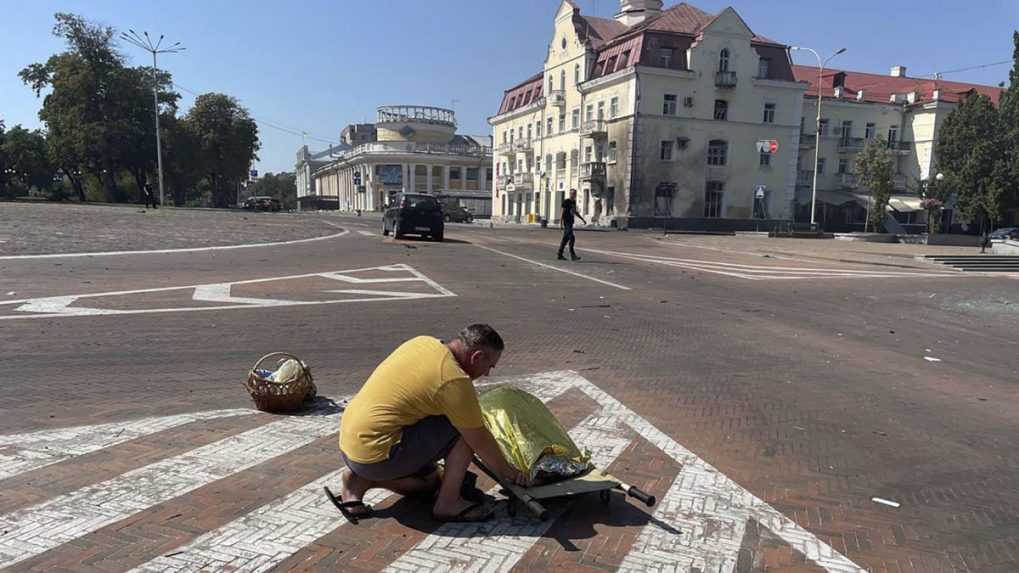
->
[840,173,858,187]
[496,142,514,154]
[580,119,607,137]
[715,71,737,88]
[496,175,512,190]
[796,170,814,186]
[548,90,566,107]
[838,137,865,152]
[512,172,533,189]
[889,140,913,154]
[513,139,534,152]
[580,161,606,181]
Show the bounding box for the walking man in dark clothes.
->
[557,188,586,261]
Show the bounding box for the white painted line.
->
[871,497,901,508]
[0,225,350,260]
[0,408,256,482]
[476,244,631,291]
[127,372,575,573]
[357,230,375,236]
[0,402,342,569]
[0,264,455,320]
[923,356,942,363]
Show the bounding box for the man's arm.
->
[458,425,530,486]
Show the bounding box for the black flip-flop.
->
[323,486,373,525]
[433,501,494,523]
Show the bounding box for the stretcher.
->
[474,457,655,520]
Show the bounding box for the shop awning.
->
[887,195,924,212]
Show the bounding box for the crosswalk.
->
[582,247,964,281]
[0,372,866,572]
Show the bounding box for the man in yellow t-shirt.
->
[335,324,526,523]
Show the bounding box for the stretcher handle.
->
[473,457,550,520]
[618,482,655,507]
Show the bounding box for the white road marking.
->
[0,225,349,260]
[0,402,342,569]
[357,230,375,236]
[127,373,574,573]
[0,371,864,572]
[0,264,455,320]
[477,244,631,291]
[583,247,961,281]
[0,408,256,482]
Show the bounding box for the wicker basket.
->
[243,352,317,413]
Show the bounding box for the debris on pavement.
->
[924,356,942,362]
[872,497,901,508]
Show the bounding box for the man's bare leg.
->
[432,437,488,519]
[338,466,441,505]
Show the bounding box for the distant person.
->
[557,188,586,261]
[143,183,157,209]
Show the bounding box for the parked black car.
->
[383,193,444,241]
[443,205,474,223]
[989,227,1019,241]
[243,196,281,212]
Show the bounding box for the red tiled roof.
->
[497,72,544,115]
[793,64,1004,106]
[577,15,627,48]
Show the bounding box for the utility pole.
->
[121,30,185,207]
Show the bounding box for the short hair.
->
[456,324,504,352]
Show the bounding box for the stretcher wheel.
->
[600,489,611,505]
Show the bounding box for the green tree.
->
[0,120,9,198]
[995,30,1019,222]
[936,93,1005,232]
[2,125,56,197]
[20,13,126,201]
[183,93,260,208]
[853,137,895,231]
[161,114,203,206]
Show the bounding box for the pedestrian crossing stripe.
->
[0,371,865,572]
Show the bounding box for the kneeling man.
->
[337,324,526,522]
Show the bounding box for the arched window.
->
[549,75,553,93]
[719,48,730,72]
[574,63,581,84]
[570,149,579,168]
[560,69,566,90]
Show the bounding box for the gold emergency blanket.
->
[479,385,591,481]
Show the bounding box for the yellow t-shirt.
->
[339,336,484,464]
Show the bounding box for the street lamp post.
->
[791,46,846,229]
[120,30,185,208]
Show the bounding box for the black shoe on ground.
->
[557,254,567,260]
[570,254,581,261]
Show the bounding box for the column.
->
[409,164,417,192]
[443,165,450,192]
[401,163,408,193]
[426,164,433,193]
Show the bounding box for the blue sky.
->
[2,0,1017,174]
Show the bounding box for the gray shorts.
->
[341,415,460,481]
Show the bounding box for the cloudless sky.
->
[2,0,1017,174]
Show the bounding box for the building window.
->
[819,118,829,135]
[660,140,674,161]
[606,56,618,73]
[560,69,566,90]
[570,149,579,168]
[517,159,524,172]
[486,168,492,181]
[450,166,461,179]
[571,108,580,130]
[556,152,566,170]
[527,124,532,140]
[817,158,826,174]
[606,186,615,214]
[663,94,677,115]
[608,141,617,162]
[704,181,724,218]
[707,140,728,166]
[509,129,514,143]
[759,151,771,167]
[584,145,592,162]
[887,125,899,143]
[546,117,553,135]
[619,50,631,68]
[865,122,875,139]
[585,104,593,122]
[837,158,848,174]
[549,75,553,93]
[518,126,524,140]
[558,113,566,132]
[574,63,580,84]
[502,131,508,144]
[536,121,542,138]
[610,97,619,118]
[656,47,673,68]
[545,154,553,172]
[714,100,728,121]
[763,103,775,123]
[597,101,605,119]
[466,167,479,181]
[758,58,770,78]
[719,48,730,72]
[840,120,852,141]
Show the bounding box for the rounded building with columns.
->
[296,105,493,215]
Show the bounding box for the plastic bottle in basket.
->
[270,359,303,384]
